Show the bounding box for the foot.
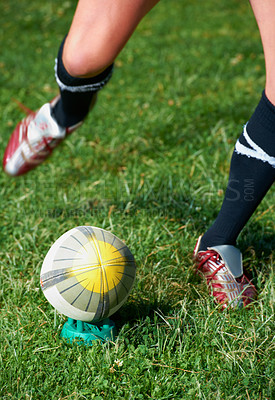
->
[193,236,257,309]
[3,97,82,176]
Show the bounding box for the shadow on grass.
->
[44,189,274,261]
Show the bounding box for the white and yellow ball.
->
[40,226,136,322]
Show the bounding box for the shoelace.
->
[23,115,53,155]
[196,251,229,303]
[196,251,224,279]
[195,249,256,307]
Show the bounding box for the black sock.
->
[200,91,275,250]
[52,38,114,128]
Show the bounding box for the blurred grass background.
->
[0,1,274,399]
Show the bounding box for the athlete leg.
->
[52,0,160,127]
[193,1,275,308]
[250,0,275,104]
[63,0,160,78]
[3,0,160,175]
[199,0,275,250]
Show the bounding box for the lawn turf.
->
[0,0,274,399]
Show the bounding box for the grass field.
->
[0,0,274,399]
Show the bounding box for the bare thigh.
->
[63,0,160,77]
[250,0,275,103]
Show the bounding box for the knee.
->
[62,38,117,78]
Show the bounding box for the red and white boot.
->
[3,97,82,176]
[193,236,257,309]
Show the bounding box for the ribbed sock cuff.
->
[248,91,275,133]
[245,91,275,155]
[55,38,114,93]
